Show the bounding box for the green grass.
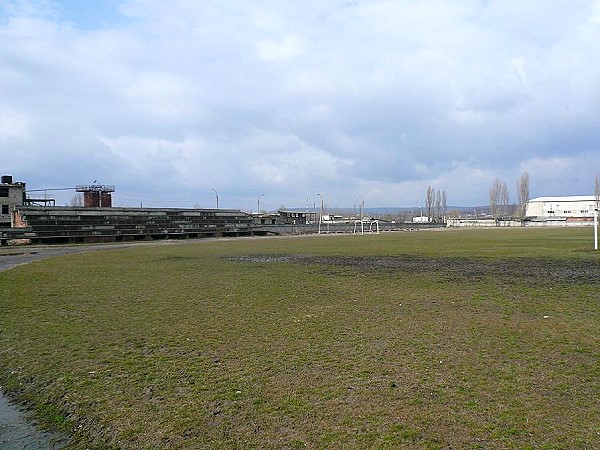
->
[1,228,599,449]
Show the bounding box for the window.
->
[1,205,8,214]
[0,187,8,197]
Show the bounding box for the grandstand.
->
[6,206,256,244]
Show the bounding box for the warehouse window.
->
[1,205,8,214]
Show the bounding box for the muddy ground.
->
[228,254,600,285]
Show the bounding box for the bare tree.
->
[69,194,84,207]
[434,189,442,222]
[517,172,529,220]
[490,178,509,219]
[499,181,510,218]
[489,179,501,218]
[425,186,435,220]
[441,189,447,223]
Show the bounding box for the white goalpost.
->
[353,219,380,235]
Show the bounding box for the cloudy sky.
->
[2,0,600,210]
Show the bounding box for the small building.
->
[0,175,26,227]
[278,210,317,225]
[253,213,279,225]
[412,215,431,223]
[321,214,345,223]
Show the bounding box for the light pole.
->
[257,194,265,214]
[211,188,219,210]
[357,195,364,219]
[358,195,365,234]
[317,193,324,234]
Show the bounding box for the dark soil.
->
[227,254,600,285]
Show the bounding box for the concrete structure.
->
[2,207,444,244]
[5,206,256,244]
[278,210,317,225]
[526,196,597,218]
[0,176,26,227]
[412,215,431,223]
[524,196,598,226]
[446,196,599,227]
[76,184,115,207]
[253,213,279,225]
[447,218,519,227]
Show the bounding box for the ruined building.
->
[0,175,26,227]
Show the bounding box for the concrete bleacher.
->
[10,206,255,244]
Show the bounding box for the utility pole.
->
[317,193,324,234]
[211,188,219,210]
[257,194,265,214]
[358,195,365,235]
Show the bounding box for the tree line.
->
[424,186,447,223]
[489,172,600,220]
[488,172,530,220]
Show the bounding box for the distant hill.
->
[278,206,491,216]
[362,206,491,215]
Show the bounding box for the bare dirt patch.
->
[227,254,600,285]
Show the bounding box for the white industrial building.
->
[526,196,597,218]
[447,195,599,228]
[525,195,598,226]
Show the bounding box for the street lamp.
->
[358,195,365,219]
[357,195,365,235]
[211,188,219,210]
[257,194,265,214]
[317,193,324,234]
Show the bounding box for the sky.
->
[2,0,600,210]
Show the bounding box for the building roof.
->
[528,195,596,202]
[278,210,315,214]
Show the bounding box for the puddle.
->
[0,393,67,449]
[1,248,76,449]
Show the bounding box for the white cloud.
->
[123,72,195,117]
[0,109,29,141]
[511,56,527,86]
[591,1,600,23]
[520,153,600,197]
[2,0,600,208]
[258,35,304,61]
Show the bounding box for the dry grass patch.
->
[0,228,599,449]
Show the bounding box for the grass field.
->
[1,228,599,449]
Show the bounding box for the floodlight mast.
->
[358,195,365,235]
[317,193,323,234]
[211,188,219,210]
[257,193,265,214]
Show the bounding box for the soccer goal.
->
[353,219,380,235]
